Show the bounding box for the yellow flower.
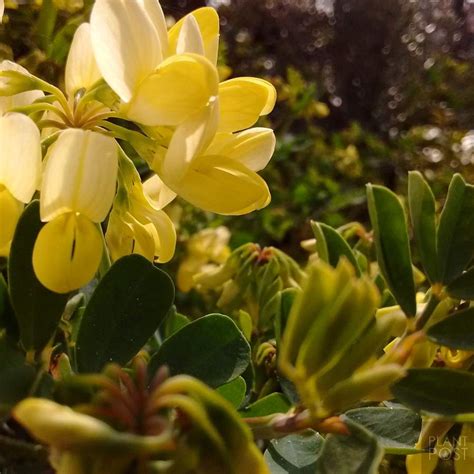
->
[177,226,231,292]
[167,7,276,133]
[90,0,219,126]
[105,154,176,264]
[33,128,118,293]
[153,104,275,215]
[0,113,41,256]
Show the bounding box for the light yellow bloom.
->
[0,113,41,256]
[153,104,275,215]
[0,1,3,22]
[65,23,101,99]
[90,0,219,126]
[33,128,118,293]
[177,226,231,292]
[105,155,176,264]
[167,7,276,132]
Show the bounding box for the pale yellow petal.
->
[65,23,101,98]
[0,1,4,22]
[0,113,41,203]
[160,102,219,183]
[106,210,155,262]
[143,174,177,209]
[172,154,270,215]
[137,0,168,58]
[176,14,205,56]
[125,53,219,126]
[168,7,220,64]
[218,77,277,133]
[40,129,117,222]
[33,213,103,293]
[0,186,23,254]
[207,128,275,172]
[140,207,176,263]
[90,0,162,102]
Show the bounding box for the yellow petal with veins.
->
[40,129,117,223]
[33,213,102,293]
[90,0,162,102]
[65,23,101,98]
[218,78,277,133]
[125,53,219,127]
[176,14,205,56]
[168,7,220,64]
[143,175,177,209]
[159,102,219,183]
[0,186,23,255]
[172,154,270,215]
[206,128,276,172]
[137,0,168,58]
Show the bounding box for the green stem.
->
[35,0,58,54]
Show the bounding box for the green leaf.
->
[0,333,36,417]
[0,275,17,339]
[164,310,190,339]
[311,221,361,276]
[446,267,474,299]
[437,174,474,284]
[408,171,439,283]
[241,393,291,418]
[264,431,323,473]
[216,376,246,409]
[392,368,474,416]
[149,314,250,388]
[275,288,297,347]
[315,417,384,474]
[8,201,68,352]
[345,407,421,454]
[426,308,474,350]
[367,185,416,316]
[76,255,174,372]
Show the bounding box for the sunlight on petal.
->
[65,23,101,98]
[90,0,162,102]
[126,53,219,126]
[0,113,41,203]
[40,129,117,223]
[218,77,277,133]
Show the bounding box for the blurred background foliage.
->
[2,0,474,296]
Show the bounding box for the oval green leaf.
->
[8,201,68,352]
[311,221,361,276]
[426,308,474,350]
[437,174,474,284]
[446,267,474,299]
[345,407,421,454]
[149,313,250,388]
[216,376,246,409]
[408,171,439,283]
[264,431,323,474]
[315,417,384,474]
[76,254,174,372]
[392,368,474,416]
[241,393,291,418]
[367,184,416,316]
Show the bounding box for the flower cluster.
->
[0,0,276,293]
